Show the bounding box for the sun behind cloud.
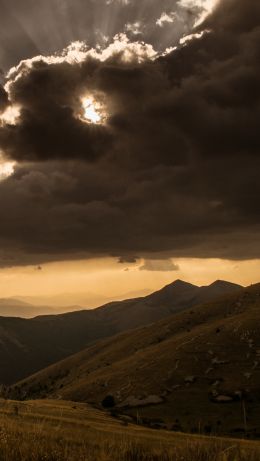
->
[81,96,108,125]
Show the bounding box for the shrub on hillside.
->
[102,395,115,408]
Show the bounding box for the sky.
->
[0,0,259,301]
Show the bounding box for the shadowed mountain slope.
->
[93,280,242,330]
[0,280,241,384]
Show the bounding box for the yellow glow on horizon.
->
[0,257,259,304]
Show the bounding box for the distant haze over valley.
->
[0,279,245,318]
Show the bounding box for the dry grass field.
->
[0,399,259,461]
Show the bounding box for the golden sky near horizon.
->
[0,258,259,304]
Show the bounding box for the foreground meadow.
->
[0,399,259,461]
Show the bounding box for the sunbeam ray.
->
[0,0,218,71]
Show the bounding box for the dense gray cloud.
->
[0,0,259,267]
[0,85,8,111]
[139,259,180,272]
[118,256,138,264]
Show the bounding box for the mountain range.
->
[0,298,85,318]
[0,279,242,384]
[0,288,153,318]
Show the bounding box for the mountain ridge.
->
[0,279,243,384]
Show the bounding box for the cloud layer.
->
[139,259,180,272]
[0,0,210,71]
[0,0,259,267]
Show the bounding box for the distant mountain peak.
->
[146,279,199,308]
[208,280,242,289]
[166,279,198,289]
[172,279,193,285]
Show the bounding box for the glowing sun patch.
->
[81,96,107,125]
[0,160,15,180]
[0,105,21,126]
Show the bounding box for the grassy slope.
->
[14,284,260,437]
[0,399,259,460]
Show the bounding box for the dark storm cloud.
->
[0,52,117,161]
[0,85,8,111]
[0,0,259,266]
[0,39,186,163]
[139,259,180,272]
[118,256,138,264]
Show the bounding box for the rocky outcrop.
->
[118,395,163,408]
